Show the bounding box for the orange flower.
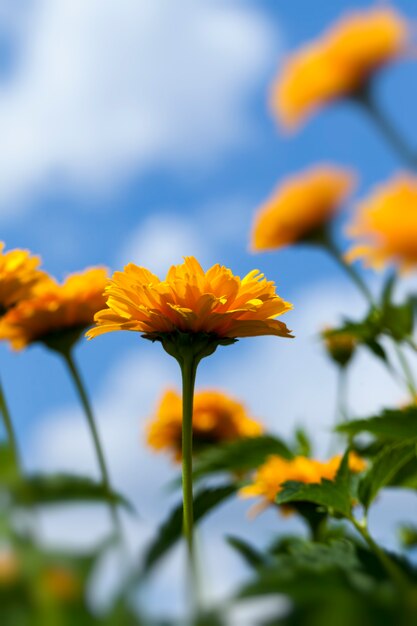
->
[250,166,355,252]
[271,7,408,129]
[0,550,19,587]
[0,267,108,350]
[42,567,81,602]
[347,175,417,272]
[0,242,47,315]
[240,452,366,508]
[87,257,293,342]
[147,388,263,461]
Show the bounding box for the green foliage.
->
[8,473,132,509]
[277,453,353,517]
[337,406,417,439]
[192,435,293,481]
[226,536,267,570]
[142,484,236,575]
[358,442,417,510]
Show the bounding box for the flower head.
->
[0,550,19,587]
[0,242,47,315]
[251,166,355,252]
[322,327,357,368]
[0,267,108,351]
[271,8,408,129]
[42,567,81,603]
[347,175,417,272]
[147,388,263,461]
[240,453,366,509]
[87,257,293,348]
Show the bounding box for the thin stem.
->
[325,241,375,307]
[0,375,21,473]
[349,516,410,594]
[336,368,349,424]
[393,342,417,401]
[354,87,417,171]
[61,350,122,539]
[180,353,198,564]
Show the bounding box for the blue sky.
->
[1,0,417,616]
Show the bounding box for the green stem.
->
[179,353,198,565]
[349,516,410,594]
[354,87,417,171]
[61,350,122,539]
[325,241,375,307]
[393,343,417,400]
[336,368,349,424]
[0,375,21,473]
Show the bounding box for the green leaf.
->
[337,407,417,440]
[277,453,353,517]
[11,473,132,509]
[226,536,267,570]
[358,442,416,510]
[293,428,312,457]
[192,435,293,481]
[142,484,235,574]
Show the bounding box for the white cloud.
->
[119,212,209,276]
[26,277,417,617]
[0,0,276,215]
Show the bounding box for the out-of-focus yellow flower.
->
[251,166,355,252]
[322,327,357,368]
[0,268,108,350]
[347,175,417,272]
[0,550,19,587]
[87,257,293,341]
[42,567,81,602]
[0,242,47,315]
[240,452,366,508]
[147,388,263,460]
[271,7,408,129]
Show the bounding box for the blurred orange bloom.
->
[347,175,417,272]
[240,452,366,508]
[271,7,408,129]
[0,550,19,587]
[251,166,355,252]
[42,567,81,602]
[0,268,108,350]
[322,327,357,368]
[0,242,47,315]
[87,257,293,341]
[147,388,263,461]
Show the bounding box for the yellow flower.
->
[0,242,47,315]
[347,175,417,272]
[87,257,293,342]
[147,388,263,460]
[322,327,356,368]
[240,452,366,508]
[271,7,408,129]
[250,166,355,252]
[0,267,108,350]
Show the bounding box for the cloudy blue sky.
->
[1,0,417,620]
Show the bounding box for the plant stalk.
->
[0,375,21,472]
[62,350,122,539]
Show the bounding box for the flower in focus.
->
[147,388,263,460]
[240,452,366,509]
[322,327,357,368]
[0,242,47,316]
[250,166,355,252]
[0,268,108,351]
[347,175,417,272]
[271,7,408,129]
[87,257,293,344]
